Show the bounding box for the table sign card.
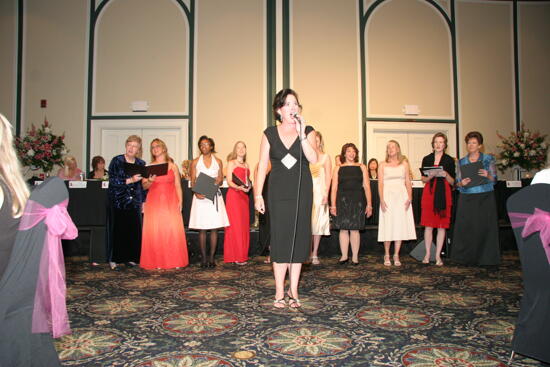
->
[34,180,43,186]
[102,181,109,189]
[411,180,425,188]
[69,181,87,189]
[506,180,522,188]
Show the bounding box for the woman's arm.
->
[330,166,339,216]
[215,157,224,186]
[442,156,455,185]
[361,164,372,217]
[254,134,270,214]
[323,154,332,204]
[226,160,239,190]
[172,163,183,211]
[404,161,413,210]
[301,128,318,164]
[378,162,387,211]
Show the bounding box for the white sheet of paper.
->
[281,153,297,169]
[69,181,87,188]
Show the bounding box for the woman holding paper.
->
[451,131,499,266]
[189,135,229,268]
[420,133,455,266]
[140,139,188,269]
[224,141,251,265]
[107,135,146,270]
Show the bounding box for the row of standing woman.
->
[254,89,500,309]
[106,134,253,270]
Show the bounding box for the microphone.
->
[292,113,300,123]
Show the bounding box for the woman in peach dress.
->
[140,139,189,269]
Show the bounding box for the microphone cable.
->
[287,119,304,312]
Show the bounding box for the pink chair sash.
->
[509,208,550,265]
[19,199,78,338]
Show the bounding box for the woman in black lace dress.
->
[330,143,372,265]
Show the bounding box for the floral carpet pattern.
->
[57,253,545,366]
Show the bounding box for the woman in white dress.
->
[189,135,229,268]
[309,131,332,265]
[378,140,416,266]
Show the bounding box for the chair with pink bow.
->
[0,176,77,366]
[506,183,550,364]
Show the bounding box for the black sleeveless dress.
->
[333,165,366,230]
[264,125,314,263]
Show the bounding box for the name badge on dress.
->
[281,153,297,170]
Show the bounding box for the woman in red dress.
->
[141,139,189,269]
[224,141,251,265]
[420,132,455,266]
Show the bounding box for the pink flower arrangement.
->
[496,124,548,172]
[15,118,68,174]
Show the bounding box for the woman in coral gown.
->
[140,139,189,269]
[224,141,251,264]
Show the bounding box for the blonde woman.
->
[310,131,332,264]
[57,155,83,180]
[0,114,30,278]
[377,140,416,266]
[140,139,189,269]
[224,141,251,265]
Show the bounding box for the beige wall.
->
[195,0,265,168]
[456,1,515,159]
[4,0,550,176]
[21,0,87,170]
[95,0,188,114]
[519,2,550,165]
[366,0,453,119]
[0,0,17,123]
[292,0,360,161]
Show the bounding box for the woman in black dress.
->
[254,89,317,309]
[330,143,372,265]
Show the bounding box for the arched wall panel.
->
[365,0,453,119]
[94,0,189,114]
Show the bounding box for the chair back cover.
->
[0,177,75,367]
[506,183,550,363]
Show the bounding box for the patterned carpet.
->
[57,252,545,367]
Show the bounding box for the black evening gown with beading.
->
[333,165,366,230]
[264,125,314,263]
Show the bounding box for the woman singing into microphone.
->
[255,89,317,309]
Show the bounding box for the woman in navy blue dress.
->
[107,135,147,270]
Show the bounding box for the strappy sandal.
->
[273,298,286,309]
[435,258,444,266]
[384,255,391,266]
[393,255,402,267]
[311,256,320,265]
[288,296,302,309]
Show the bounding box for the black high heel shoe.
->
[338,258,349,265]
[352,260,359,266]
